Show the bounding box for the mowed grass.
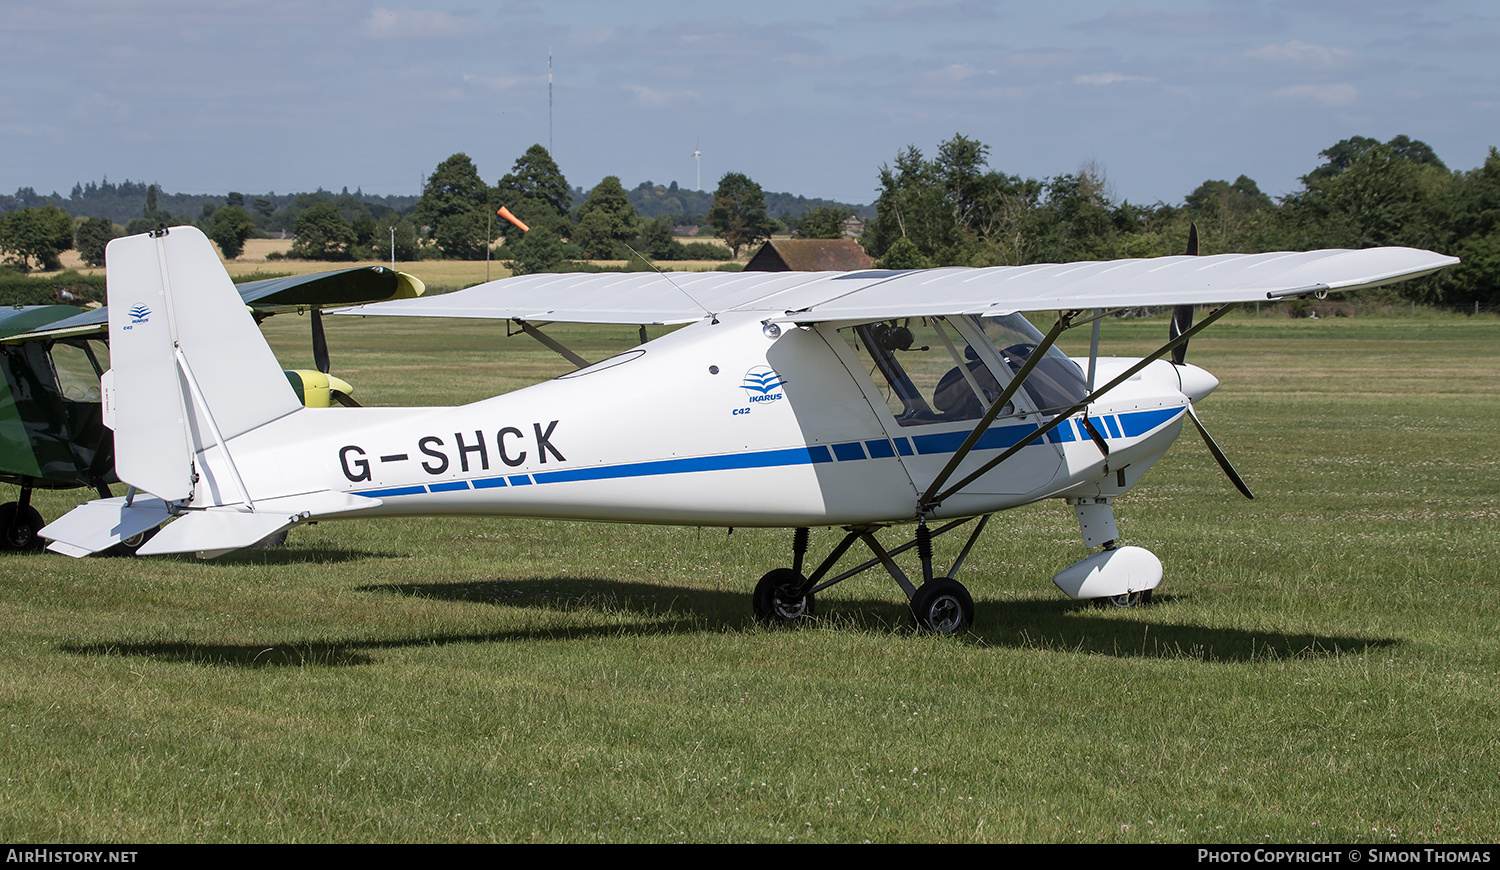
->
[2,311,1497,843]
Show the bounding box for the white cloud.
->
[361,7,478,39]
[1272,83,1358,105]
[929,63,991,83]
[461,74,527,92]
[1074,73,1156,86]
[1247,41,1354,68]
[624,84,702,108]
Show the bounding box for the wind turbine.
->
[693,138,702,191]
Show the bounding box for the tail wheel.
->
[0,502,46,552]
[910,578,974,635]
[753,568,815,623]
[104,527,159,558]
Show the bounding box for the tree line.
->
[3,134,1495,303]
[863,133,1498,304]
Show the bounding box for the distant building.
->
[744,238,876,272]
[842,215,866,237]
[673,225,701,237]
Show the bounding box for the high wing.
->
[335,248,1456,326]
[4,265,425,343]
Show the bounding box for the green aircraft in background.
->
[0,264,424,551]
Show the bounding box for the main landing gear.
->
[0,482,47,552]
[752,518,990,635]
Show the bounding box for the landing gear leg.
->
[906,521,975,634]
[750,518,989,635]
[752,528,816,624]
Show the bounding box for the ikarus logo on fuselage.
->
[121,304,151,331]
[740,366,786,404]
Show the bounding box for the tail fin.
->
[105,227,302,505]
[44,227,382,558]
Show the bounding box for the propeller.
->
[309,308,360,407]
[1185,404,1254,499]
[1168,223,1198,366]
[1171,222,1252,499]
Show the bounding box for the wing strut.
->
[514,320,592,369]
[921,302,1243,512]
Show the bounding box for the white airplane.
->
[40,227,1456,633]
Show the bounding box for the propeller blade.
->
[312,308,331,375]
[1168,223,1200,366]
[1169,305,1194,366]
[1185,403,1253,499]
[330,390,361,408]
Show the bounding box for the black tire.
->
[752,568,815,623]
[103,526,159,558]
[251,529,289,549]
[0,502,46,552]
[910,578,975,635]
[1091,589,1153,609]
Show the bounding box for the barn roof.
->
[744,238,875,272]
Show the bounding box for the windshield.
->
[975,314,1088,413]
[839,317,1012,427]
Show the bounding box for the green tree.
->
[0,205,75,271]
[415,153,493,259]
[638,216,681,260]
[74,216,120,268]
[706,172,773,257]
[572,176,638,259]
[1437,146,1500,304]
[864,135,1043,266]
[1304,135,1447,185]
[878,236,931,269]
[290,203,356,260]
[208,205,256,259]
[792,205,852,239]
[1275,143,1451,253]
[503,223,565,276]
[572,210,618,260]
[493,145,572,248]
[373,215,420,262]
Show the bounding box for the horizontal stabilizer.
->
[137,490,382,558]
[41,496,173,558]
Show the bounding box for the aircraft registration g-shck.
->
[40,226,1457,633]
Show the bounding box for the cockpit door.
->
[820,315,1066,498]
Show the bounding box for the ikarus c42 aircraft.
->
[41,227,1457,633]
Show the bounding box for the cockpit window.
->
[49,339,109,403]
[840,318,1012,427]
[975,313,1088,413]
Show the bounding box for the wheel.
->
[0,502,46,552]
[251,529,289,549]
[1091,589,1153,609]
[910,578,974,635]
[753,568,815,623]
[103,526,158,557]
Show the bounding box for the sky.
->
[3,0,1496,208]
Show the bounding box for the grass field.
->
[2,311,1497,843]
[56,237,738,289]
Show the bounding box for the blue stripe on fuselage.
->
[354,407,1183,497]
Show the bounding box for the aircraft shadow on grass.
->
[61,581,1398,669]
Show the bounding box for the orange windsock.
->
[497,206,529,232]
